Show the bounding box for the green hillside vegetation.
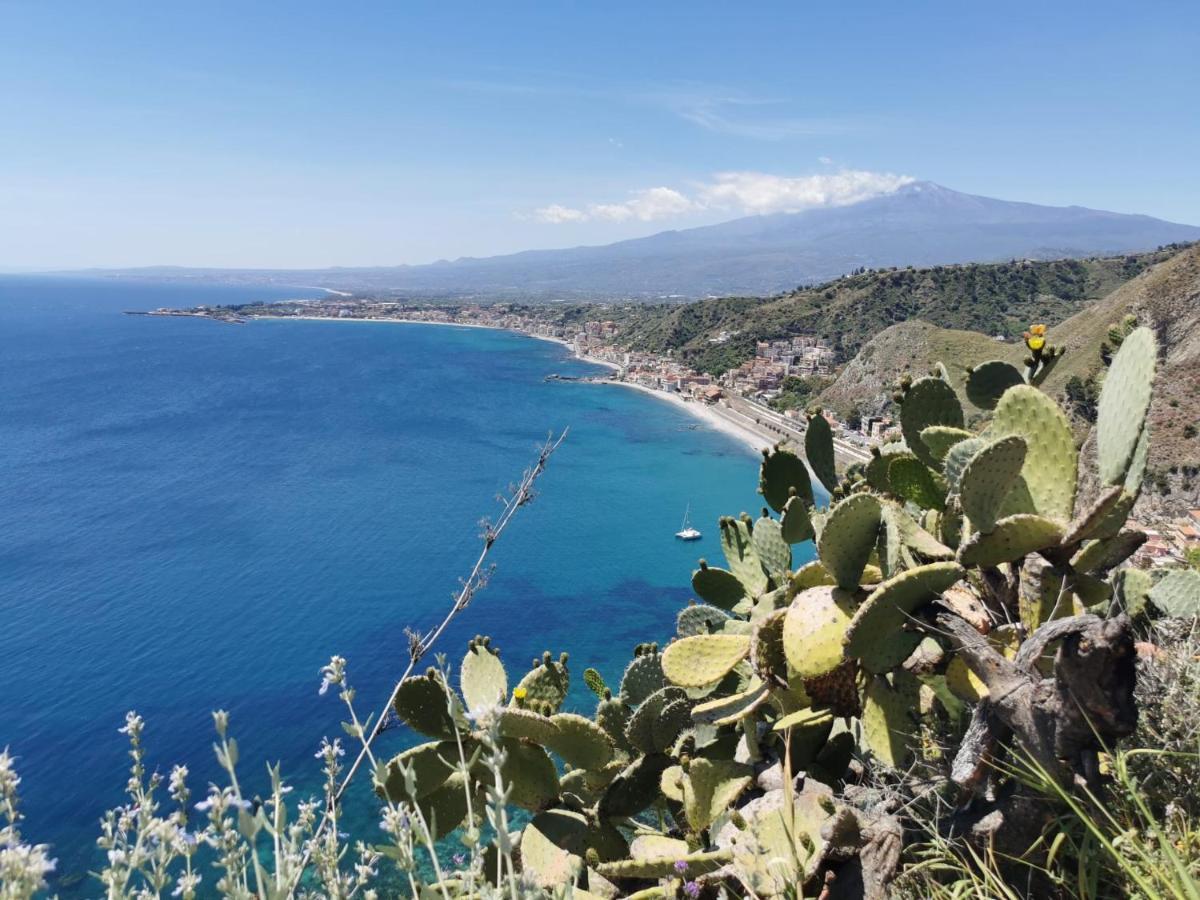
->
[612,247,1186,375]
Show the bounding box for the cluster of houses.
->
[1129,510,1200,570]
[720,338,836,394]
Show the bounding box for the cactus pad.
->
[1063,484,1125,544]
[619,651,665,705]
[1114,568,1153,618]
[888,456,947,511]
[782,585,857,679]
[598,754,672,819]
[546,713,615,771]
[801,658,861,718]
[759,447,814,512]
[789,560,835,592]
[690,681,771,726]
[992,385,1077,522]
[519,808,589,887]
[751,515,791,577]
[805,414,839,492]
[597,848,732,880]
[682,757,754,832]
[1070,531,1146,574]
[414,771,472,840]
[460,641,507,713]
[1149,568,1200,618]
[844,562,964,673]
[582,667,608,699]
[780,494,815,544]
[919,425,975,465]
[595,697,634,754]
[496,738,560,811]
[965,360,1025,410]
[1097,326,1157,485]
[942,437,988,494]
[498,707,560,744]
[661,633,751,688]
[957,514,1064,568]
[690,563,747,611]
[959,435,1027,534]
[392,673,457,739]
[817,493,882,589]
[512,655,570,714]
[861,673,919,768]
[866,445,913,492]
[717,784,834,888]
[676,603,731,637]
[720,517,769,596]
[750,609,789,685]
[375,740,458,804]
[625,686,689,753]
[901,376,965,467]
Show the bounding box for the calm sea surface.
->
[0,276,815,892]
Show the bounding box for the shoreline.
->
[248,313,766,452]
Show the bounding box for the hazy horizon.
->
[3,1,1198,269]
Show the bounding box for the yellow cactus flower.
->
[513,687,527,701]
[1023,323,1047,352]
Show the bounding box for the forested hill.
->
[612,245,1189,374]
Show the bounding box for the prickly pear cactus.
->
[804,412,839,493]
[900,376,965,467]
[965,360,1025,410]
[759,446,814,511]
[1096,327,1157,485]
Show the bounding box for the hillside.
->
[814,243,1200,514]
[614,246,1185,374]
[78,182,1200,299]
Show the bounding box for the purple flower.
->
[683,881,701,899]
[453,853,466,866]
[673,860,689,874]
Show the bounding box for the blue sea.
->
[0,276,814,893]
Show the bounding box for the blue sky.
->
[1,0,1197,269]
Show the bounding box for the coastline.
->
[249,313,766,453]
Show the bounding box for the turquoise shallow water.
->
[0,276,815,893]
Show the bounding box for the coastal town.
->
[144,295,1200,571]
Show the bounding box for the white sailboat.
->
[675,503,702,541]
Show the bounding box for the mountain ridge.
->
[61,182,1200,299]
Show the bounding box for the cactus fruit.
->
[1070,531,1147,574]
[690,681,771,726]
[720,517,770,596]
[860,672,920,768]
[900,377,965,467]
[844,562,964,673]
[682,757,754,832]
[392,673,458,739]
[661,633,751,688]
[805,413,839,493]
[965,360,1025,410]
[676,603,731,637]
[959,435,1027,534]
[887,456,947,511]
[991,385,1078,522]
[598,753,672,819]
[582,667,608,699]
[546,713,615,771]
[957,514,1065,568]
[691,562,748,611]
[759,447,814,512]
[1097,327,1157,485]
[918,425,975,465]
[782,586,857,679]
[619,650,665,705]
[750,514,792,577]
[1148,568,1200,618]
[375,740,458,803]
[512,654,570,714]
[817,493,882,589]
[780,494,816,545]
[460,640,507,713]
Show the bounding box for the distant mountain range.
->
[77,182,1200,299]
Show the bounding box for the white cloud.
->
[533,187,695,224]
[529,169,914,224]
[699,170,915,215]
